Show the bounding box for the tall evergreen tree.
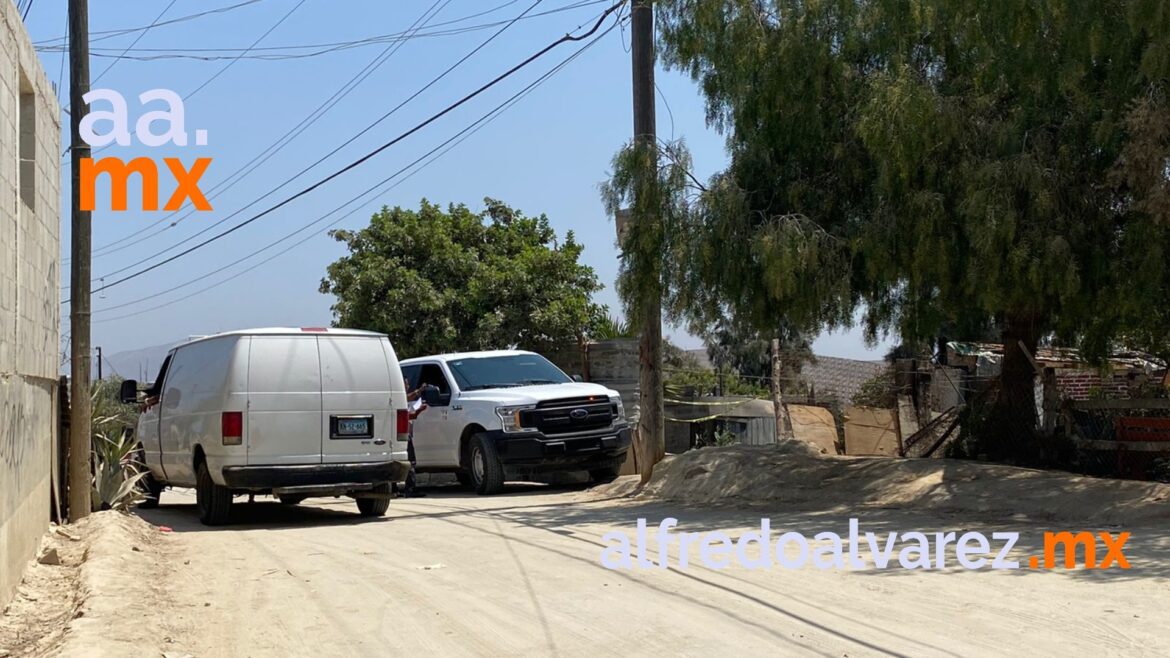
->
[606,0,1170,450]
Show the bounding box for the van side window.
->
[145,354,173,398]
[416,363,452,405]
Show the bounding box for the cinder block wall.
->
[0,0,61,607]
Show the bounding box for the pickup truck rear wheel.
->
[470,434,505,495]
[356,483,391,517]
[196,461,233,525]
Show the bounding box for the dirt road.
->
[121,484,1170,657]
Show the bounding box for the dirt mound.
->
[595,444,1170,526]
[59,511,176,657]
[0,512,174,658]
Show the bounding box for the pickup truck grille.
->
[522,396,614,435]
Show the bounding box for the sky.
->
[28,0,892,362]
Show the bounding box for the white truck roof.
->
[400,350,534,365]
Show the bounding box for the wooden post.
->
[771,339,793,440]
[68,0,93,521]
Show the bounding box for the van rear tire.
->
[196,461,233,526]
[356,484,391,517]
[470,435,505,495]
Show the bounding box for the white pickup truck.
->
[400,350,631,494]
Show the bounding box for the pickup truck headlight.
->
[496,405,537,433]
[610,396,626,421]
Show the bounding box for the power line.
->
[62,1,625,304]
[93,21,615,324]
[91,0,538,273]
[21,0,34,22]
[54,6,66,105]
[35,0,268,46]
[91,0,178,84]
[49,0,613,62]
[66,0,306,163]
[186,0,306,100]
[78,0,453,265]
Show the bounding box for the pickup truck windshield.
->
[448,354,572,390]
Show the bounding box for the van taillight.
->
[396,409,409,439]
[222,411,243,446]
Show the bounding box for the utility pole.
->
[631,0,663,481]
[68,0,92,521]
[95,346,102,380]
[771,338,793,441]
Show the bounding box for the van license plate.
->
[331,415,373,439]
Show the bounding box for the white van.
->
[120,327,411,525]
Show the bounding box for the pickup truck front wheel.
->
[196,461,233,526]
[470,434,505,495]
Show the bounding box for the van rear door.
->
[246,335,323,465]
[319,336,396,464]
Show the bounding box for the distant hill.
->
[99,342,176,382]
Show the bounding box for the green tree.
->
[704,317,812,387]
[605,0,1170,457]
[320,199,605,357]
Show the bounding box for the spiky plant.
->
[89,379,148,511]
[92,430,149,511]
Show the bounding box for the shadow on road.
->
[132,480,591,532]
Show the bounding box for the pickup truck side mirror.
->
[421,386,442,406]
[572,374,584,383]
[118,379,139,404]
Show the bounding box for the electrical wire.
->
[34,0,268,46]
[90,0,539,272]
[91,0,178,84]
[69,0,307,163]
[38,0,609,60]
[185,0,306,101]
[20,0,33,22]
[93,21,616,324]
[61,1,625,304]
[54,7,66,106]
[79,0,453,264]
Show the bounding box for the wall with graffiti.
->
[0,0,61,606]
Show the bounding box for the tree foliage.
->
[608,0,1170,438]
[704,316,812,384]
[320,199,605,358]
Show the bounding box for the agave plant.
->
[89,379,149,511]
[591,314,636,340]
[92,429,149,511]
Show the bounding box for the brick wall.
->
[0,0,60,607]
[1055,369,1132,401]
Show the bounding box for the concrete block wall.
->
[0,0,61,607]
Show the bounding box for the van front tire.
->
[196,461,233,525]
[470,434,505,495]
